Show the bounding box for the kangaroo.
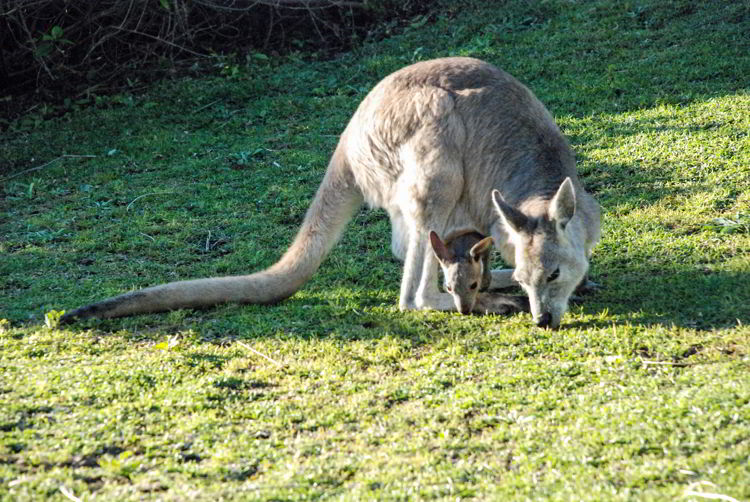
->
[429,229,493,314]
[60,57,600,328]
[490,180,598,328]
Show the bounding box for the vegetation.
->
[1,0,432,123]
[1,0,749,500]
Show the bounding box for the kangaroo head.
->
[429,230,493,314]
[492,177,588,329]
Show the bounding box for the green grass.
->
[1,1,749,500]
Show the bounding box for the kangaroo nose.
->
[536,312,552,328]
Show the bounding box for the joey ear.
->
[549,177,576,229]
[492,189,528,234]
[429,230,453,262]
[470,236,494,260]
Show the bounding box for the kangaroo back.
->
[61,146,363,322]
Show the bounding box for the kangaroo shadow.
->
[570,158,749,330]
[577,257,749,331]
[194,260,748,338]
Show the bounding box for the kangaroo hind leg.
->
[390,209,408,262]
[394,92,466,312]
[397,167,463,312]
[399,209,458,312]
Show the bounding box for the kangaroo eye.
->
[547,268,560,283]
[470,282,478,290]
[474,255,481,262]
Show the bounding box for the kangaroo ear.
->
[429,230,453,262]
[470,236,494,260]
[492,189,528,234]
[549,177,576,229]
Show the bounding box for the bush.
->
[0,0,433,118]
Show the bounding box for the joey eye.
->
[470,282,478,290]
[547,268,560,283]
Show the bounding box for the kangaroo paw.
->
[569,279,601,305]
[488,269,518,290]
[473,292,529,315]
[575,279,601,296]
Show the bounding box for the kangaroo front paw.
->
[473,292,529,314]
[575,279,601,296]
[488,269,518,290]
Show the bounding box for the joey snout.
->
[455,295,476,315]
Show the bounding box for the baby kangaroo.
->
[429,229,493,314]
[429,229,529,316]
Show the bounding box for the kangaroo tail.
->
[60,147,363,323]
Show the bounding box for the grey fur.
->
[60,57,600,328]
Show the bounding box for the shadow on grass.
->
[238,264,748,335]
[578,265,748,331]
[47,253,747,339]
[582,164,708,210]
[226,256,746,332]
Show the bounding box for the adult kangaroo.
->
[61,57,600,329]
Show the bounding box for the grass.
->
[1,0,749,500]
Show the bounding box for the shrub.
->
[0,0,432,118]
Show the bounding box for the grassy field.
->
[2,0,749,500]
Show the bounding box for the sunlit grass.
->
[1,0,748,500]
